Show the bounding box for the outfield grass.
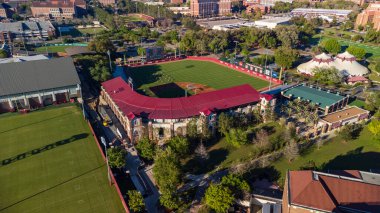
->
[272,126,380,184]
[127,60,269,97]
[0,105,124,213]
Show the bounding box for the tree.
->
[167,136,189,157]
[195,141,209,161]
[136,137,156,160]
[368,120,380,140]
[312,67,342,85]
[274,25,300,48]
[284,140,299,162]
[186,118,198,139]
[0,49,7,58]
[253,129,270,148]
[339,123,362,142]
[137,47,146,57]
[107,147,126,169]
[205,184,234,213]
[88,37,115,53]
[89,60,111,82]
[153,149,181,193]
[220,174,250,199]
[346,46,366,60]
[225,128,248,147]
[127,190,145,212]
[274,46,299,81]
[218,112,233,136]
[322,39,341,55]
[160,192,180,210]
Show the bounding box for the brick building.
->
[283,170,380,213]
[31,0,86,19]
[355,2,380,31]
[190,0,232,17]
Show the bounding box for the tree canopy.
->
[346,46,366,60]
[107,147,126,169]
[0,49,8,58]
[312,67,342,85]
[205,184,234,213]
[368,120,380,140]
[225,128,248,147]
[89,60,112,82]
[322,39,341,55]
[167,136,189,157]
[127,190,145,213]
[135,137,156,160]
[274,46,299,70]
[88,37,115,53]
[153,149,181,193]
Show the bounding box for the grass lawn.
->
[122,15,144,22]
[349,99,366,108]
[35,45,69,53]
[0,105,124,213]
[314,34,380,59]
[77,28,105,35]
[183,122,282,174]
[272,126,380,184]
[126,60,269,97]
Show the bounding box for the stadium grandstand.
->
[0,57,81,113]
[101,77,275,142]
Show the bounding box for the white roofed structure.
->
[297,52,369,76]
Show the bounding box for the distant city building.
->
[0,20,55,42]
[98,0,116,6]
[0,3,14,18]
[168,6,191,15]
[290,8,352,21]
[31,0,86,19]
[254,17,290,29]
[355,2,380,31]
[190,0,232,17]
[283,170,380,213]
[297,52,369,77]
[0,57,81,113]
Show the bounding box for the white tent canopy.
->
[297,52,369,76]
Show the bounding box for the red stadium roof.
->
[102,77,264,119]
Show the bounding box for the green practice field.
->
[126,60,270,97]
[35,45,68,53]
[0,105,124,213]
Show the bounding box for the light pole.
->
[101,136,112,185]
[233,41,238,60]
[107,50,113,73]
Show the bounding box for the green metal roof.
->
[283,85,345,108]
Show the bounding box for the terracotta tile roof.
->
[288,170,380,212]
[347,76,368,82]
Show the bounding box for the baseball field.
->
[126,60,270,98]
[0,105,124,213]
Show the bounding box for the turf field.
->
[0,105,124,213]
[126,60,270,97]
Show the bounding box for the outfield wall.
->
[127,56,282,86]
[87,121,130,213]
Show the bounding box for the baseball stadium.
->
[102,57,279,142]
